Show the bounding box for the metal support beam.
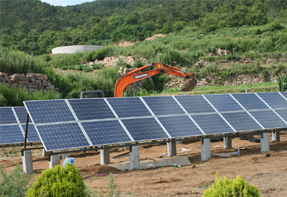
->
[23,113,29,149]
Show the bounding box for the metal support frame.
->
[23,113,29,149]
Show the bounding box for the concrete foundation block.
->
[201,138,211,161]
[100,149,110,165]
[167,141,177,157]
[260,133,270,152]
[22,150,33,174]
[272,131,280,141]
[43,149,51,157]
[49,155,60,168]
[223,136,232,149]
[129,146,140,170]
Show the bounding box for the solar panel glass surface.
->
[232,93,269,110]
[205,94,243,112]
[24,100,75,124]
[281,92,287,100]
[0,125,23,145]
[20,124,40,142]
[221,112,262,132]
[36,123,90,151]
[107,97,151,118]
[142,97,185,115]
[257,92,287,109]
[274,109,287,123]
[158,116,203,137]
[249,110,287,129]
[0,108,17,124]
[175,95,215,114]
[14,107,31,123]
[191,113,234,135]
[68,99,115,120]
[122,118,168,141]
[81,120,132,146]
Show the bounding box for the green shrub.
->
[277,74,287,92]
[0,163,34,197]
[26,163,86,197]
[202,172,261,197]
[91,63,104,69]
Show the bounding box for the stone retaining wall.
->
[0,72,55,92]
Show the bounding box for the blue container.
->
[63,157,75,167]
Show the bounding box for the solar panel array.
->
[23,92,287,152]
[0,107,40,145]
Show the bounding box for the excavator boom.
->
[114,62,197,97]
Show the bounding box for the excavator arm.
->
[114,62,197,97]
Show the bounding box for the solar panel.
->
[257,92,287,109]
[0,108,17,124]
[280,92,287,100]
[14,107,31,123]
[232,93,269,110]
[158,116,203,137]
[24,100,75,124]
[81,120,132,146]
[142,96,185,115]
[205,94,243,112]
[221,112,262,132]
[107,97,151,118]
[36,123,90,151]
[68,99,115,120]
[20,124,40,142]
[121,118,169,141]
[175,95,215,114]
[191,113,234,135]
[274,109,287,122]
[249,110,287,129]
[0,125,24,145]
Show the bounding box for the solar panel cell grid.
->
[0,108,17,124]
[68,99,115,120]
[107,97,151,118]
[20,124,40,142]
[122,118,168,141]
[205,94,243,112]
[158,116,203,137]
[0,125,24,144]
[81,120,132,146]
[142,97,185,115]
[14,107,31,123]
[24,100,75,124]
[275,109,287,123]
[175,95,215,114]
[232,93,269,110]
[257,92,287,109]
[250,110,287,129]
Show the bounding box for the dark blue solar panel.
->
[191,113,234,135]
[0,125,23,145]
[14,107,31,123]
[281,92,287,100]
[158,116,203,137]
[257,93,287,109]
[232,93,269,110]
[36,123,90,151]
[250,110,287,129]
[24,100,75,124]
[142,96,185,115]
[68,99,115,120]
[81,120,132,146]
[175,95,215,114]
[221,112,262,132]
[205,94,243,112]
[122,118,168,141]
[20,124,40,142]
[0,108,17,124]
[275,109,287,122]
[107,97,151,118]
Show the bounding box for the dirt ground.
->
[1,133,287,197]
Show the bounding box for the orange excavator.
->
[114,62,197,97]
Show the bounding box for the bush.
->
[202,172,261,197]
[0,163,34,197]
[26,163,86,197]
[277,74,287,92]
[91,63,104,69]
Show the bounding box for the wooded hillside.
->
[1,0,286,55]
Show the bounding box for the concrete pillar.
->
[129,146,140,170]
[43,149,51,157]
[201,138,211,161]
[22,150,33,174]
[223,136,232,149]
[100,149,110,165]
[167,141,177,157]
[272,130,280,141]
[49,155,60,168]
[260,133,270,152]
[61,149,69,160]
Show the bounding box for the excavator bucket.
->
[179,77,197,92]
